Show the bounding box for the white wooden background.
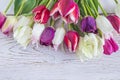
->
[0,0,120,80]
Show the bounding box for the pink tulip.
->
[0,12,6,29]
[107,15,120,34]
[2,16,17,36]
[33,5,50,24]
[103,37,119,55]
[50,0,80,24]
[64,30,79,52]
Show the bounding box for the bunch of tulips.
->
[0,0,120,61]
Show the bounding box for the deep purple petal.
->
[80,16,97,33]
[40,27,55,46]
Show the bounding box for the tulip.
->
[103,37,119,55]
[32,5,50,24]
[64,30,79,52]
[76,33,105,62]
[13,26,32,47]
[52,27,66,50]
[14,16,33,31]
[31,23,45,45]
[40,27,55,46]
[80,16,97,33]
[115,4,120,18]
[0,12,6,29]
[107,15,120,34]
[2,16,17,36]
[50,0,80,24]
[96,16,114,35]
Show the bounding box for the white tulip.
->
[76,33,104,62]
[52,27,65,50]
[14,26,32,48]
[96,16,114,35]
[31,23,45,46]
[14,16,33,31]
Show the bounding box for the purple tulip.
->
[80,16,97,33]
[40,27,55,46]
[103,37,119,55]
[107,15,120,34]
[0,12,6,29]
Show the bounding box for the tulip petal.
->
[96,16,114,35]
[107,15,120,34]
[32,23,45,45]
[40,27,55,46]
[40,9,50,24]
[81,16,97,33]
[64,31,79,52]
[33,5,50,24]
[103,37,119,55]
[52,27,65,50]
[2,16,17,36]
[14,26,32,47]
[0,13,6,29]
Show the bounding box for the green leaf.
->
[14,0,37,15]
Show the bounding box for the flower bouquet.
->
[0,0,120,62]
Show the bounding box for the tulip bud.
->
[107,15,120,34]
[13,26,32,47]
[50,0,80,24]
[76,33,105,62]
[96,16,114,35]
[33,5,50,24]
[14,16,33,31]
[0,12,6,29]
[52,27,66,50]
[2,16,17,36]
[80,16,97,33]
[40,27,55,46]
[31,23,45,45]
[103,37,119,55]
[115,4,120,18]
[64,30,79,52]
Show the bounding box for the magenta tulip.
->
[107,15,120,34]
[64,31,79,52]
[33,5,50,24]
[50,0,80,24]
[40,27,55,46]
[0,12,6,29]
[103,37,119,55]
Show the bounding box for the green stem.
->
[114,0,119,4]
[98,2,107,16]
[89,0,99,17]
[82,1,88,16]
[15,0,25,17]
[51,19,55,26]
[4,0,13,14]
[84,3,94,17]
[46,0,53,8]
[62,21,65,28]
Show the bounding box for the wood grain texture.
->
[0,0,120,80]
[0,32,120,80]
